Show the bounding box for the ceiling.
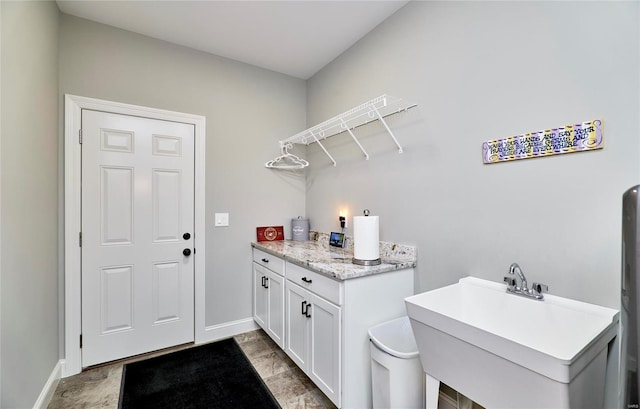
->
[56,0,409,80]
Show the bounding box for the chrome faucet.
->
[503,262,548,300]
[509,262,528,291]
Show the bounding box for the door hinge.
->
[79,232,82,247]
[80,334,83,348]
[79,129,83,144]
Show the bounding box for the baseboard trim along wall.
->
[33,360,63,409]
[200,317,259,344]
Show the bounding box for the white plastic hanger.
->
[265,143,309,169]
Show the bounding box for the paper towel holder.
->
[352,209,381,266]
[353,258,381,266]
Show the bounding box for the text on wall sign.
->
[482,119,603,164]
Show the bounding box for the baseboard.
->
[33,360,63,409]
[199,317,259,344]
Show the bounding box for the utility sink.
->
[405,277,619,409]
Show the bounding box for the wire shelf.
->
[266,94,416,168]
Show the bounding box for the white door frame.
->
[63,94,206,376]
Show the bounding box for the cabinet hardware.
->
[264,277,269,289]
[262,258,269,263]
[301,277,312,283]
[301,301,307,315]
[261,276,266,288]
[304,303,311,318]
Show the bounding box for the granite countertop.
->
[251,232,416,281]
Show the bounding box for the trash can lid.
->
[368,316,419,359]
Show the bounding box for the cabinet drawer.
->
[286,262,343,305]
[253,248,284,276]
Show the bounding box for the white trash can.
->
[369,316,424,409]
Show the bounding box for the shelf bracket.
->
[309,129,337,166]
[340,118,369,160]
[371,106,403,153]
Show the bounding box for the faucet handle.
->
[532,282,548,295]
[503,276,517,289]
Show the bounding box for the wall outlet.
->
[214,212,229,227]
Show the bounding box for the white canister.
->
[291,217,309,241]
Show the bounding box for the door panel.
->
[253,263,267,329]
[285,281,309,369]
[310,293,341,405]
[100,265,133,333]
[153,134,182,156]
[101,128,134,152]
[152,169,181,242]
[152,261,182,324]
[267,271,285,348]
[100,167,134,245]
[82,110,195,367]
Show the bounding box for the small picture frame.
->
[256,226,284,242]
[329,232,345,248]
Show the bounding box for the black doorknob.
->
[183,248,192,256]
[183,232,191,240]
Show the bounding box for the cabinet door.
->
[285,281,309,370]
[253,263,268,329]
[309,293,342,407]
[266,271,285,348]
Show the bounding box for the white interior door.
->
[81,109,195,367]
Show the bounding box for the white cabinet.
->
[266,272,285,347]
[252,246,415,409]
[253,264,267,328]
[308,289,341,403]
[285,280,341,405]
[252,249,285,348]
[285,280,308,368]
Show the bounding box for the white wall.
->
[1,1,60,407]
[306,1,640,309]
[59,14,307,330]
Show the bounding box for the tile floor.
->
[48,329,336,409]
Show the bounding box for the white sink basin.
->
[405,277,619,409]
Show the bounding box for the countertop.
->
[252,235,416,281]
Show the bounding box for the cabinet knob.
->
[301,277,312,284]
[261,258,269,263]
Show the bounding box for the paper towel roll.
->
[353,215,380,261]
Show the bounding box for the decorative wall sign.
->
[256,226,284,242]
[482,119,603,164]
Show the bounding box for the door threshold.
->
[82,342,195,372]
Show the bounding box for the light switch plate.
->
[214,212,229,227]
